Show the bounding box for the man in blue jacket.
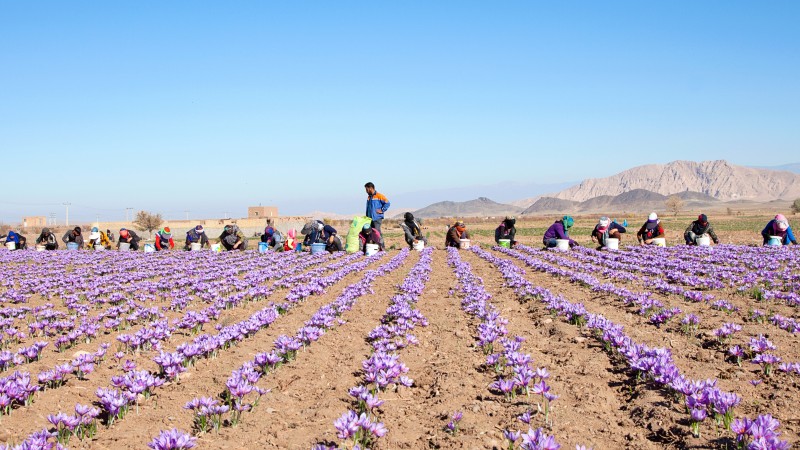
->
[365,182,390,247]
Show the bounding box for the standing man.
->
[364,182,390,247]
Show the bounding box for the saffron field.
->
[0,244,798,449]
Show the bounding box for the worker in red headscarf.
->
[117,228,142,251]
[445,221,470,248]
[684,214,720,245]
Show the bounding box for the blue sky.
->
[1,2,798,222]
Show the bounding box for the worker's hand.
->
[234,242,241,249]
[376,209,383,214]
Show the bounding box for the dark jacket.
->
[117,230,142,249]
[445,226,469,248]
[684,220,719,244]
[62,231,85,249]
[185,230,210,248]
[636,222,665,242]
[495,222,516,244]
[36,231,59,250]
[591,222,626,240]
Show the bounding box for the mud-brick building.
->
[22,216,46,228]
[248,206,279,219]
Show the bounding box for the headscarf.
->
[597,217,610,234]
[287,229,297,240]
[264,227,274,237]
[6,231,18,243]
[698,214,708,225]
[455,221,466,233]
[562,216,574,229]
[120,228,129,238]
[41,228,51,235]
[404,212,414,222]
[645,212,660,232]
[503,216,516,228]
[775,214,789,232]
[91,227,99,233]
[73,227,82,235]
[159,227,172,238]
[362,223,372,234]
[89,231,101,241]
[224,225,233,234]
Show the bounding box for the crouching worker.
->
[543,216,578,248]
[684,214,720,245]
[591,217,626,250]
[155,227,175,251]
[445,221,470,248]
[304,221,343,253]
[261,227,284,252]
[637,213,666,246]
[185,225,209,250]
[87,227,112,250]
[359,223,384,254]
[62,227,84,249]
[117,228,141,251]
[36,228,59,250]
[495,216,518,247]
[400,212,427,249]
[2,231,27,250]
[761,214,798,246]
[220,225,248,251]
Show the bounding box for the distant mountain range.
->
[412,197,523,218]
[405,160,800,218]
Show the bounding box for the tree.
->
[665,195,684,217]
[792,198,800,215]
[133,210,163,238]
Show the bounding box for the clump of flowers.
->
[444,411,463,435]
[148,428,197,450]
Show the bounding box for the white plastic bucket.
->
[310,243,327,254]
[35,245,46,252]
[94,245,105,251]
[365,244,380,256]
[498,239,511,249]
[143,244,155,253]
[191,242,202,252]
[459,239,470,249]
[652,238,666,247]
[211,243,221,252]
[696,235,711,246]
[119,242,131,251]
[556,239,570,250]
[412,240,425,251]
[5,242,16,250]
[767,236,783,246]
[605,238,619,250]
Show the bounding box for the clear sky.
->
[1,2,798,223]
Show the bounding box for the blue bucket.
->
[767,236,783,246]
[295,243,302,252]
[66,242,79,251]
[310,243,326,254]
[258,242,269,253]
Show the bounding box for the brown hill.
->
[412,197,523,219]
[552,160,800,202]
[522,189,720,215]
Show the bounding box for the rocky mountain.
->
[412,197,523,218]
[522,189,720,215]
[551,160,800,202]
